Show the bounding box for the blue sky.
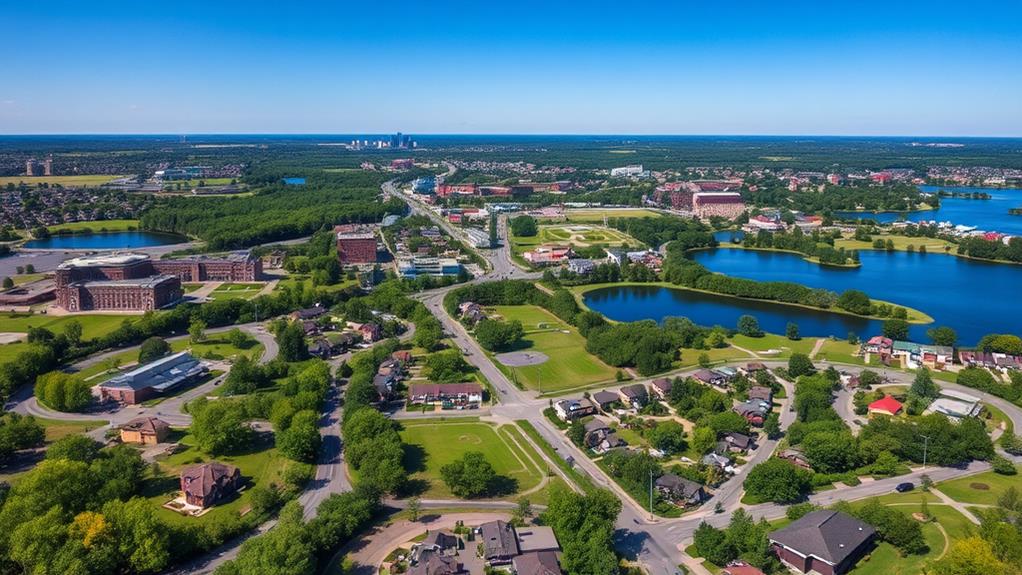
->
[3,0,1020,135]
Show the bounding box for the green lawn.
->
[399,421,545,500]
[558,208,662,222]
[937,465,1022,505]
[46,219,139,233]
[816,339,865,364]
[728,333,817,358]
[34,417,106,442]
[0,313,129,338]
[486,305,618,392]
[848,520,945,575]
[144,432,293,525]
[0,175,124,187]
[677,345,753,368]
[510,223,641,259]
[10,273,46,286]
[209,282,265,300]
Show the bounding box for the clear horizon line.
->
[1,132,1021,139]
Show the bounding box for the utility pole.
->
[649,468,654,519]
[921,435,931,470]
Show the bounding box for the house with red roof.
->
[867,396,903,417]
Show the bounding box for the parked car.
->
[895,482,915,493]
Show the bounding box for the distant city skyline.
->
[3,0,1021,136]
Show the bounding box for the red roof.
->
[723,564,767,575]
[868,396,903,414]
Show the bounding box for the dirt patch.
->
[969,482,990,490]
[0,332,26,344]
[494,351,549,367]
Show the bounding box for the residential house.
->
[290,305,328,321]
[778,449,813,470]
[862,336,893,363]
[735,399,771,426]
[409,550,464,575]
[119,416,170,445]
[180,462,241,508]
[420,531,459,557]
[693,369,727,388]
[923,389,981,421]
[515,526,560,553]
[713,366,738,383]
[378,358,405,377]
[721,562,766,575]
[748,386,772,403]
[582,419,611,448]
[513,551,562,575]
[867,396,903,417]
[374,373,397,402]
[769,510,876,575]
[358,322,383,343]
[743,362,767,375]
[300,320,320,336]
[553,398,596,421]
[393,350,415,364]
[591,390,620,411]
[566,258,596,275]
[654,474,707,507]
[618,384,648,408]
[722,431,754,453]
[597,433,626,453]
[479,520,520,565]
[650,378,672,400]
[702,452,733,473]
[408,383,484,407]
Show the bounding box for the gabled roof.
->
[422,530,459,551]
[121,416,170,436]
[584,419,610,433]
[479,520,519,558]
[180,462,238,501]
[409,549,461,575]
[513,551,561,575]
[619,384,647,399]
[654,473,704,497]
[769,510,875,566]
[592,390,619,404]
[868,396,903,414]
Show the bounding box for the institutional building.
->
[335,224,378,264]
[97,351,207,404]
[692,192,746,219]
[54,251,260,312]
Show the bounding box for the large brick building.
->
[54,251,260,312]
[335,224,378,264]
[692,192,746,219]
[152,251,261,282]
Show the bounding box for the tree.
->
[510,215,538,237]
[1,277,11,289]
[227,328,250,349]
[788,353,815,378]
[743,458,812,503]
[45,435,102,463]
[63,320,83,347]
[737,315,763,338]
[837,289,872,315]
[277,321,308,362]
[909,367,939,400]
[276,410,321,462]
[24,264,35,274]
[882,319,910,341]
[189,318,207,343]
[698,353,711,368]
[513,497,533,525]
[440,451,497,498]
[408,496,421,521]
[423,350,471,383]
[35,371,92,412]
[413,318,443,352]
[927,326,958,347]
[692,427,717,455]
[138,336,171,364]
[693,522,734,567]
[474,319,524,352]
[802,430,859,473]
[190,400,255,455]
[764,413,781,439]
[215,501,315,575]
[786,322,800,341]
[647,421,686,455]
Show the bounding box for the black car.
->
[895,482,915,493]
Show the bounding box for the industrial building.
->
[97,351,207,404]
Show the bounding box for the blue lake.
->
[586,248,1022,345]
[837,185,1022,235]
[23,231,187,250]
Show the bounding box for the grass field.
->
[46,219,139,233]
[0,312,129,338]
[399,421,545,499]
[34,417,106,442]
[677,345,751,368]
[848,520,945,575]
[511,223,642,259]
[209,282,265,300]
[937,465,1022,505]
[144,432,293,525]
[0,175,124,187]
[558,208,661,222]
[836,234,956,254]
[728,333,818,358]
[815,339,865,364]
[486,305,618,392]
[9,273,46,286]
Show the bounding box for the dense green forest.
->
[140,172,404,249]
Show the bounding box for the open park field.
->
[487,305,618,392]
[46,219,139,233]
[0,175,124,187]
[558,208,662,222]
[936,464,1022,505]
[0,312,128,338]
[512,223,641,254]
[835,234,956,254]
[399,420,546,500]
[209,282,265,300]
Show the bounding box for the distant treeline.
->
[141,171,404,249]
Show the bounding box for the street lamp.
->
[921,435,931,470]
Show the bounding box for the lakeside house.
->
[769,510,876,575]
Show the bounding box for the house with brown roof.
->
[722,562,766,575]
[180,462,241,508]
[479,520,519,565]
[120,416,170,445]
[591,390,620,411]
[650,378,672,400]
[748,386,773,403]
[419,530,459,557]
[409,550,464,575]
[513,551,562,575]
[654,473,707,507]
[778,449,813,470]
[769,510,876,575]
[618,384,648,408]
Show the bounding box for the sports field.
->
[487,305,618,392]
[399,420,545,499]
[0,175,123,187]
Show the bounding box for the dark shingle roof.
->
[769,510,875,565]
[480,520,519,559]
[512,551,562,575]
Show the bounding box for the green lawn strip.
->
[33,417,107,442]
[559,209,662,222]
[0,175,124,188]
[46,218,139,232]
[980,402,1013,435]
[936,465,1022,505]
[729,333,817,358]
[144,432,291,526]
[516,419,596,494]
[398,420,542,500]
[10,273,46,286]
[0,313,130,338]
[486,305,618,392]
[676,345,752,368]
[815,339,866,364]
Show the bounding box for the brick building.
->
[153,251,261,282]
[335,224,378,264]
[692,192,746,219]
